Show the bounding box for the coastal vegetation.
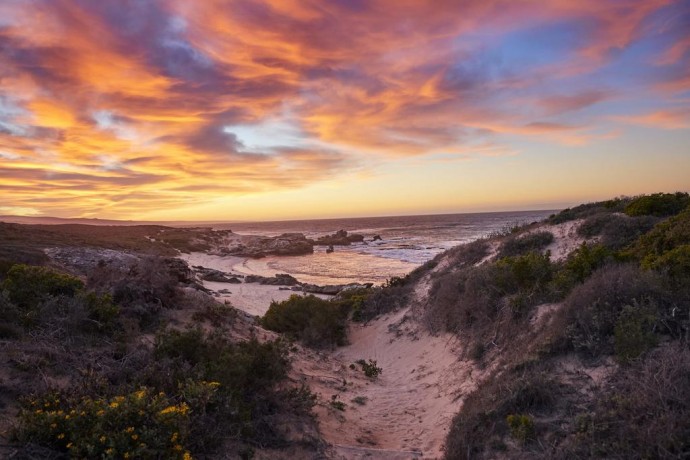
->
[0,249,320,458]
[1,192,688,458]
[441,193,690,459]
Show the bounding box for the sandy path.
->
[291,300,482,459]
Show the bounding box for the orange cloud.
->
[0,0,686,218]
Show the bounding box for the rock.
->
[198,268,235,283]
[372,235,382,241]
[314,230,365,246]
[224,233,314,258]
[217,289,231,294]
[228,277,242,284]
[244,273,299,286]
[300,282,371,295]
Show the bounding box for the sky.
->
[0,0,689,221]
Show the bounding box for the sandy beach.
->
[179,252,332,316]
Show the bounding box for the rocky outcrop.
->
[300,282,373,295]
[221,233,314,258]
[314,230,365,246]
[244,273,300,286]
[196,268,241,283]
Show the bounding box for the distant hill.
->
[0,215,226,227]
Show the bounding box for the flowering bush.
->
[16,382,219,459]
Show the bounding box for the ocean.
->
[213,210,555,286]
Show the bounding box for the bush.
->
[614,301,658,363]
[560,264,663,357]
[15,386,209,459]
[624,192,690,217]
[506,414,535,444]
[444,367,560,459]
[498,231,554,258]
[2,264,83,309]
[548,198,630,224]
[261,295,349,348]
[553,243,612,293]
[578,213,658,249]
[632,207,690,267]
[563,345,690,458]
[355,359,382,379]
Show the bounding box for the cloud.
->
[616,108,690,130]
[0,0,686,217]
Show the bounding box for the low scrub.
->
[558,264,664,357]
[260,295,349,348]
[498,231,554,258]
[624,192,690,217]
[563,345,690,458]
[578,213,657,249]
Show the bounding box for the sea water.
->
[213,210,555,285]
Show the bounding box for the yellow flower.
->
[34,409,43,415]
[106,448,114,455]
[100,436,106,443]
[57,433,65,439]
[123,453,130,459]
[50,423,57,429]
[125,427,135,433]
[131,434,138,441]
[171,432,179,442]
[109,401,119,408]
[134,390,146,400]
[174,444,183,451]
[97,410,105,416]
[66,443,73,449]
[183,452,193,460]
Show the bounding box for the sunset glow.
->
[1,0,689,220]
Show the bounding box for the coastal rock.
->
[301,282,372,295]
[198,268,235,283]
[314,229,365,246]
[372,235,382,241]
[224,233,314,258]
[244,273,299,286]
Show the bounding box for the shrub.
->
[15,385,210,459]
[563,345,690,458]
[498,231,554,258]
[506,414,535,444]
[632,207,690,267]
[548,198,630,224]
[261,295,349,348]
[614,301,658,363]
[355,359,382,379]
[2,264,83,309]
[578,213,658,249]
[553,243,612,294]
[444,367,560,459]
[624,192,690,217]
[560,264,663,356]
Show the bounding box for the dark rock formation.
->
[314,230,365,246]
[300,282,373,295]
[225,233,314,258]
[372,235,382,241]
[244,273,299,286]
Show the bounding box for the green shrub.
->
[494,251,553,294]
[614,302,658,363]
[498,231,554,258]
[624,192,690,217]
[2,264,83,309]
[553,243,612,293]
[355,359,382,379]
[648,244,690,283]
[506,414,535,444]
[561,264,662,357]
[632,207,690,268]
[15,385,212,459]
[260,295,349,348]
[578,213,658,249]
